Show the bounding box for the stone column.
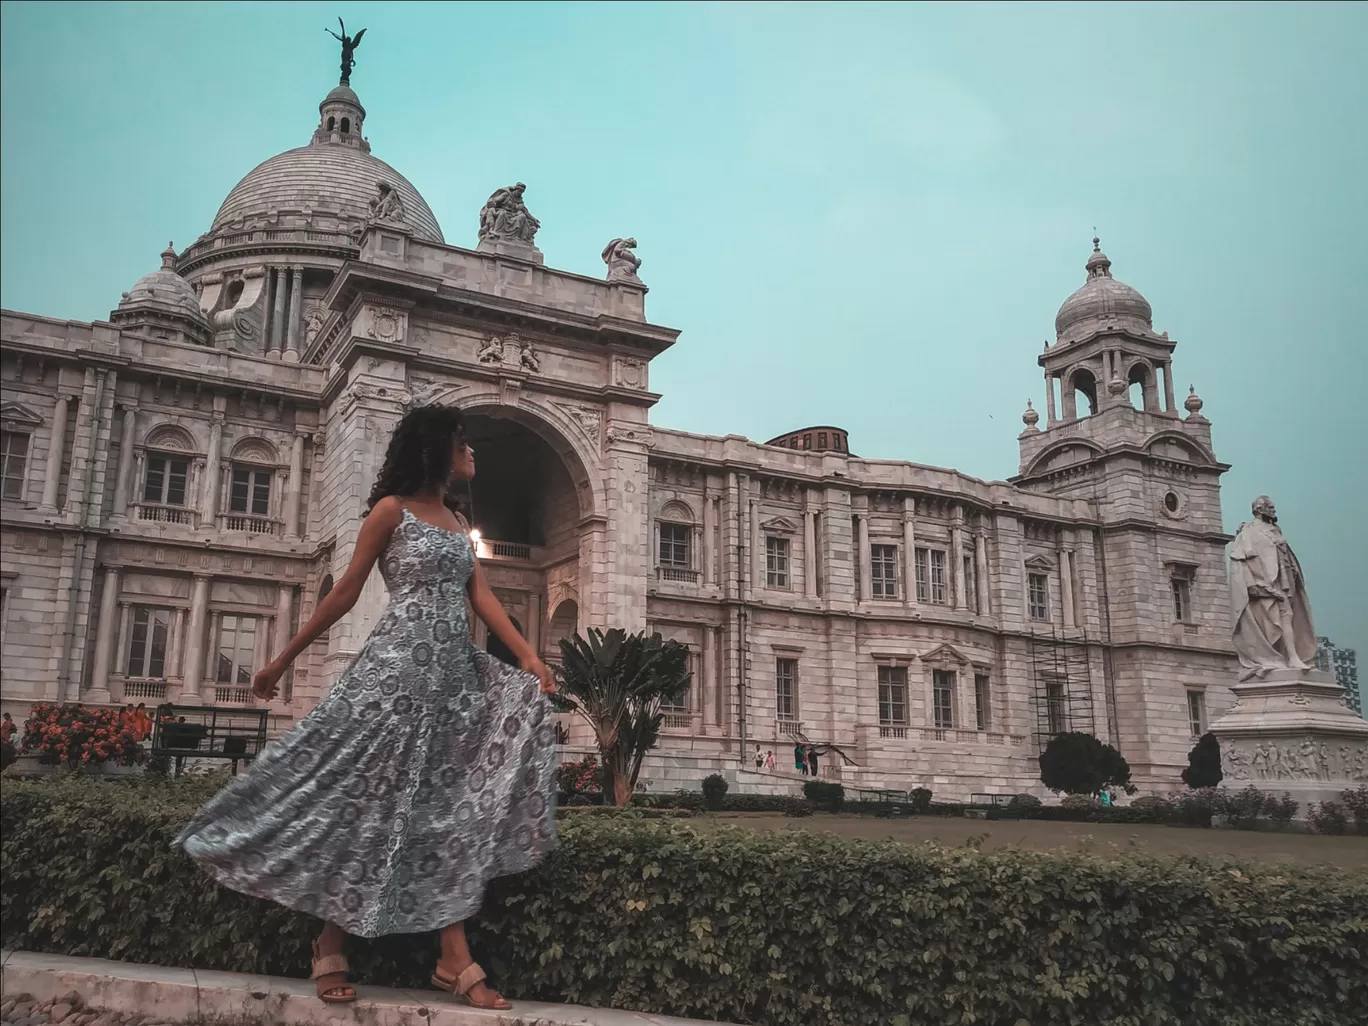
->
[87,567,120,703]
[114,602,131,680]
[261,268,277,355]
[749,493,762,597]
[1044,373,1057,426]
[168,607,185,680]
[205,612,222,689]
[269,268,288,361]
[111,404,137,518]
[702,486,716,586]
[202,413,223,523]
[284,433,305,540]
[701,625,717,729]
[974,532,990,616]
[284,266,303,363]
[803,506,818,599]
[856,513,872,603]
[181,575,211,700]
[1162,361,1176,413]
[274,584,294,665]
[1060,546,1076,629]
[902,499,918,609]
[527,592,541,655]
[952,522,967,609]
[40,395,71,511]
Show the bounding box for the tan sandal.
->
[311,940,356,1004]
[431,962,511,1010]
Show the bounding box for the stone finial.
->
[602,237,643,284]
[1021,399,1040,432]
[160,242,177,270]
[1185,384,1206,419]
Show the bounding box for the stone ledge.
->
[0,951,739,1026]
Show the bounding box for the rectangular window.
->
[1171,568,1196,622]
[143,454,190,505]
[776,658,798,721]
[1187,690,1206,736]
[933,669,956,729]
[878,665,908,725]
[662,653,692,713]
[975,673,991,731]
[0,430,29,501]
[215,614,258,685]
[871,544,898,599]
[126,606,171,679]
[915,547,948,604]
[1028,573,1050,622]
[658,522,691,568]
[229,467,271,516]
[1046,679,1067,735]
[766,536,791,588]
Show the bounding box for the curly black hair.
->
[365,405,468,513]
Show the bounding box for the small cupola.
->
[311,84,370,153]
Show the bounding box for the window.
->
[658,522,691,569]
[776,658,798,721]
[817,432,827,448]
[0,430,28,500]
[915,547,948,604]
[932,670,956,728]
[766,536,791,588]
[1028,573,1050,622]
[143,454,189,506]
[871,544,898,599]
[974,673,991,731]
[1171,565,1196,622]
[215,614,258,685]
[230,466,271,516]
[878,665,908,726]
[1046,680,1067,735]
[802,434,812,450]
[661,652,692,715]
[1187,690,1206,737]
[126,606,171,679]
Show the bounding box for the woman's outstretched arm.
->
[252,496,404,700]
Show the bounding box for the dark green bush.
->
[701,773,729,811]
[1039,731,1134,795]
[909,786,933,813]
[1183,733,1224,789]
[0,740,16,771]
[802,779,845,811]
[1340,786,1368,835]
[4,776,1366,1026]
[1309,800,1349,836]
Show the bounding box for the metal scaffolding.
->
[1028,624,1096,749]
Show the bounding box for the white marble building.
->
[0,71,1239,798]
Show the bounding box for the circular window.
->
[1164,492,1180,513]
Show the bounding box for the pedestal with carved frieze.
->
[1209,669,1368,807]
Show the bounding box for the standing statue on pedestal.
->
[478,183,540,246]
[326,19,365,87]
[1229,496,1317,681]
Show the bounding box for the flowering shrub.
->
[556,754,602,796]
[19,703,146,768]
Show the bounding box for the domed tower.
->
[1014,238,1235,790]
[110,243,212,346]
[175,59,442,360]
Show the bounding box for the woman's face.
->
[449,439,476,482]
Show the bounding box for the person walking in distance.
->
[175,406,558,1009]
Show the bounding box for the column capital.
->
[291,264,304,275]
[118,400,139,414]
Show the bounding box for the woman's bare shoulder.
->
[365,495,406,531]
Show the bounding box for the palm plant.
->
[552,627,691,805]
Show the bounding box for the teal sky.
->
[2,2,1364,656]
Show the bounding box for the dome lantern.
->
[1053,236,1154,345]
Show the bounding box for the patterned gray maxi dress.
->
[176,508,558,938]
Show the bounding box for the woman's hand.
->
[521,654,556,695]
[252,661,285,701]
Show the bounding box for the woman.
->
[132,702,151,742]
[175,406,558,1009]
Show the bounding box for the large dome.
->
[1054,240,1152,344]
[212,145,444,243]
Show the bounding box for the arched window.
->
[326,116,336,132]
[138,424,197,523]
[657,500,696,581]
[226,438,280,533]
[1070,368,1098,417]
[340,117,351,134]
[1128,363,1151,411]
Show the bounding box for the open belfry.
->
[0,44,1242,798]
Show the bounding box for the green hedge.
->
[4,776,1367,1026]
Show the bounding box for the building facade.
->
[1315,638,1361,718]
[0,71,1239,797]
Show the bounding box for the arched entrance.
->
[455,408,588,663]
[486,616,522,667]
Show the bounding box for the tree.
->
[1038,731,1135,796]
[553,627,691,806]
[1182,733,1224,789]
